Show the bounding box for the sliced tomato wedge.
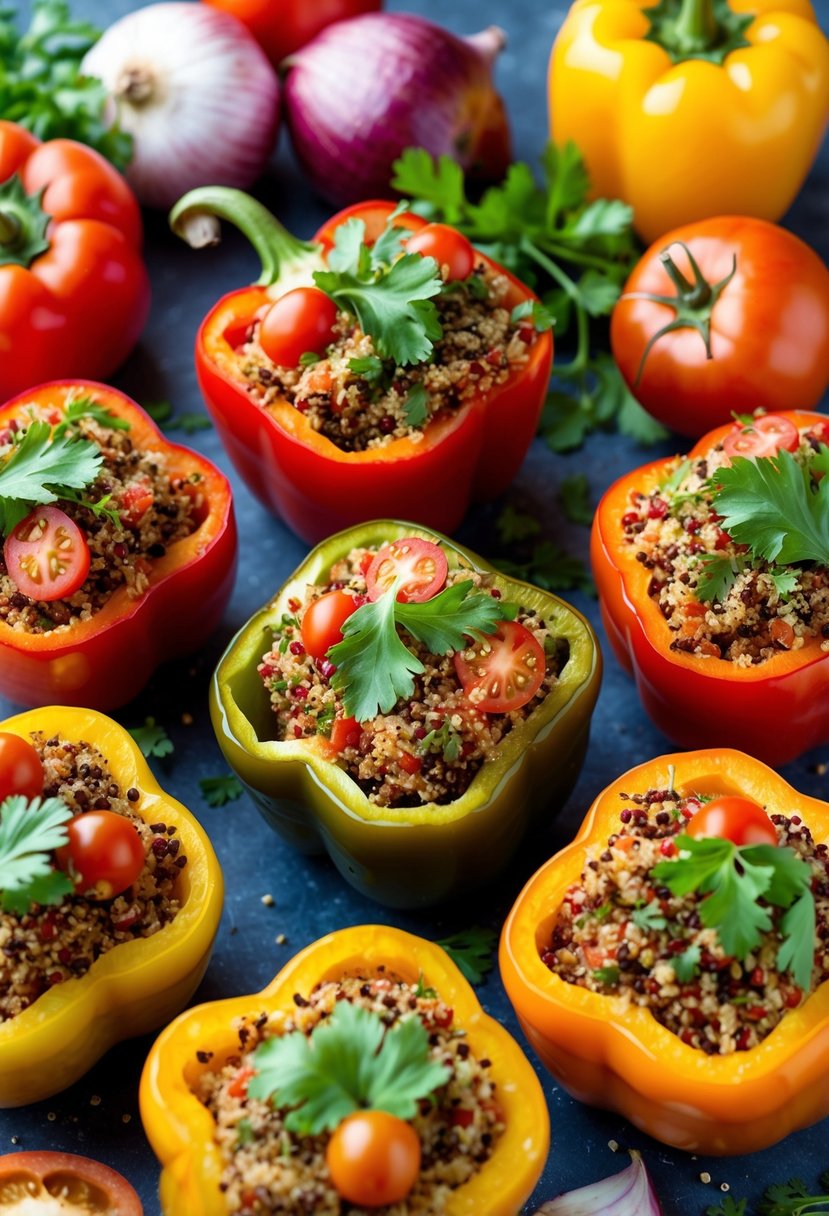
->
[0,1150,142,1214]
[722,414,800,462]
[366,538,448,604]
[454,620,546,713]
[3,505,90,602]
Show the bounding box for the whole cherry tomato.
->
[4,505,91,602]
[454,620,546,713]
[366,538,447,603]
[202,0,382,66]
[259,287,339,368]
[686,796,778,847]
[407,224,476,282]
[721,414,800,463]
[0,732,44,801]
[611,217,829,438]
[325,1110,421,1206]
[56,810,146,899]
[301,590,358,659]
[0,1150,142,1215]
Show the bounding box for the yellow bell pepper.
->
[0,706,224,1107]
[549,0,829,243]
[140,925,550,1216]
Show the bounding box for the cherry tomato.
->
[454,621,546,713]
[300,590,358,660]
[721,414,800,462]
[0,1150,142,1215]
[56,811,146,900]
[259,287,339,368]
[366,538,448,604]
[406,224,476,282]
[119,481,154,527]
[686,796,778,847]
[3,505,90,602]
[0,733,44,801]
[202,0,381,66]
[329,715,360,751]
[326,1111,421,1207]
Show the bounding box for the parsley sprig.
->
[0,419,106,535]
[51,397,130,440]
[0,794,74,914]
[128,717,174,759]
[247,1000,450,1134]
[436,927,497,985]
[199,774,244,808]
[706,1172,829,1216]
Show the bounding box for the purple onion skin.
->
[283,12,511,206]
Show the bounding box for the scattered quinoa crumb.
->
[720,1183,730,1192]
[260,894,275,907]
[608,1139,619,1152]
[275,934,287,945]
[89,1095,101,1107]
[700,1173,712,1184]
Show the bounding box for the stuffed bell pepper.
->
[500,748,829,1155]
[591,410,829,765]
[140,925,549,1216]
[0,380,237,709]
[169,188,553,543]
[210,521,600,907]
[0,705,223,1106]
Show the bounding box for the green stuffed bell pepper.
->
[210,521,601,907]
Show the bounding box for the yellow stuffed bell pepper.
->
[0,706,223,1106]
[140,925,550,1216]
[549,0,829,243]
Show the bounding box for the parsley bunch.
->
[0,794,74,914]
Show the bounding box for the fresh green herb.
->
[298,351,321,367]
[402,382,429,428]
[770,569,800,600]
[496,503,541,544]
[128,717,174,760]
[495,537,595,596]
[631,901,667,932]
[672,943,701,983]
[660,459,693,495]
[348,354,387,384]
[559,473,593,525]
[414,972,438,999]
[758,1173,829,1215]
[236,1118,254,1147]
[706,1197,748,1216]
[652,836,814,988]
[0,419,104,534]
[435,927,497,985]
[316,703,336,735]
[143,400,212,434]
[199,774,244,808]
[695,554,739,604]
[50,397,130,440]
[143,401,174,426]
[248,1000,450,1134]
[420,719,462,763]
[510,299,555,332]
[593,902,613,921]
[0,795,74,914]
[592,965,620,986]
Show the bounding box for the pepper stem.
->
[168,187,324,293]
[0,211,21,247]
[672,0,718,51]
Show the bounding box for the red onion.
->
[535,1152,663,1215]
[282,12,511,206]
[83,4,280,210]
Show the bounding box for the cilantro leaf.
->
[495,539,595,597]
[199,774,244,808]
[672,943,701,983]
[421,719,462,763]
[592,965,620,986]
[394,580,505,654]
[329,588,425,721]
[51,397,131,439]
[248,1000,450,1134]
[759,1176,829,1215]
[402,383,428,428]
[510,299,555,332]
[770,568,800,600]
[348,355,386,385]
[696,554,739,603]
[706,1198,748,1216]
[777,893,815,992]
[631,901,667,933]
[559,474,593,525]
[436,927,497,985]
[0,420,103,534]
[0,794,74,913]
[128,717,174,759]
[391,148,467,225]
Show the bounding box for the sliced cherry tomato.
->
[722,414,800,462]
[227,1064,256,1099]
[406,224,476,282]
[259,287,339,368]
[0,1150,142,1214]
[326,1111,421,1207]
[3,505,90,602]
[300,590,358,660]
[454,620,546,713]
[56,811,146,900]
[686,796,778,847]
[366,539,448,604]
[119,481,154,527]
[0,733,44,802]
[329,715,360,751]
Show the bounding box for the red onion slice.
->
[535,1152,663,1215]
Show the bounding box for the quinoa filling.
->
[196,972,505,1215]
[0,732,184,1021]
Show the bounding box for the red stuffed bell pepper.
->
[169,188,553,544]
[0,381,237,710]
[0,123,150,400]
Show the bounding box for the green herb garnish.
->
[51,397,130,439]
[672,943,701,983]
[559,473,593,525]
[199,774,244,808]
[420,719,462,764]
[143,400,212,434]
[706,1198,749,1216]
[592,965,620,986]
[128,717,174,759]
[0,419,105,534]
[758,1173,829,1215]
[402,383,429,428]
[0,795,74,914]
[631,901,667,933]
[435,927,497,985]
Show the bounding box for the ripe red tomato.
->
[721,414,800,463]
[301,590,358,659]
[259,287,339,368]
[0,732,44,801]
[686,796,778,847]
[56,811,146,900]
[119,481,154,526]
[4,505,90,602]
[0,1150,142,1215]
[611,217,829,438]
[326,1111,421,1206]
[202,0,382,66]
[329,715,360,751]
[366,538,448,604]
[406,224,476,282]
[454,620,546,713]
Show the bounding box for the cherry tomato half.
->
[0,733,44,802]
[3,505,90,602]
[454,620,546,713]
[326,1111,421,1207]
[0,1150,142,1215]
[301,590,358,660]
[366,538,448,604]
[686,796,778,847]
[56,811,146,900]
[259,287,339,368]
[406,224,476,282]
[721,414,800,463]
[119,480,154,527]
[329,715,360,751]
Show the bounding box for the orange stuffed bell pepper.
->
[591,409,829,766]
[0,705,223,1107]
[549,0,829,243]
[169,187,553,544]
[500,748,829,1155]
[140,925,549,1216]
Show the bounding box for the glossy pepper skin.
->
[500,748,829,1155]
[0,705,224,1108]
[210,520,601,908]
[591,410,829,766]
[140,925,550,1216]
[171,189,553,544]
[0,381,238,711]
[0,122,150,399]
[548,0,829,244]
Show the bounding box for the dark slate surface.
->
[2,0,829,1211]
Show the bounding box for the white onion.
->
[535,1152,663,1215]
[83,3,280,209]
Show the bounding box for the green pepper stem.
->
[168,186,324,291]
[0,211,20,246]
[673,0,718,49]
